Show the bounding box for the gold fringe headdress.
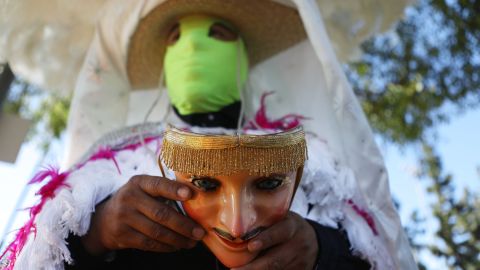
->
[160,126,307,177]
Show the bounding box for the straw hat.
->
[127,0,307,90]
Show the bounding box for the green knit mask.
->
[164,15,249,115]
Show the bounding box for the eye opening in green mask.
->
[207,21,239,41]
[166,23,181,45]
[164,15,249,116]
[166,18,240,46]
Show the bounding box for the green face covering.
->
[164,15,249,115]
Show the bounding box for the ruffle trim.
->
[1,136,163,270]
[1,132,393,270]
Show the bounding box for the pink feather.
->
[88,147,121,174]
[347,200,379,236]
[247,92,307,131]
[122,136,158,151]
[0,167,70,269]
[0,136,164,268]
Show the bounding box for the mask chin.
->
[173,101,242,129]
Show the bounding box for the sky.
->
[382,107,480,269]
[0,107,479,269]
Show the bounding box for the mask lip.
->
[212,226,265,242]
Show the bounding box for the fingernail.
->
[177,187,190,199]
[192,227,205,240]
[249,240,262,251]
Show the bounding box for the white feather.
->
[14,135,393,269]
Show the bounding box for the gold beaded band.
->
[160,126,307,176]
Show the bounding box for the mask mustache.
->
[214,227,266,242]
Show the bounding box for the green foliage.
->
[347,0,480,145]
[346,0,480,269]
[420,143,480,270]
[3,79,70,152]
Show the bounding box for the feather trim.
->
[1,167,70,270]
[246,92,307,130]
[302,136,394,269]
[4,130,393,269]
[4,137,162,270]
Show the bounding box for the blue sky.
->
[0,107,479,269]
[382,107,480,269]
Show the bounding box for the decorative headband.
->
[160,126,307,176]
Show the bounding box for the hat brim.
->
[127,0,307,90]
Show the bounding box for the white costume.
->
[0,1,417,269]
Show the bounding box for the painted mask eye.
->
[256,177,284,190]
[166,23,180,45]
[191,177,219,192]
[208,22,238,41]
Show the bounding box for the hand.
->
[81,175,205,255]
[232,212,318,270]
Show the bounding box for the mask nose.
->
[220,190,256,239]
[181,32,205,54]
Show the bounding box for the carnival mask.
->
[160,127,306,268]
[174,170,297,267]
[164,15,249,116]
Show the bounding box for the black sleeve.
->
[306,220,371,270]
[64,233,115,270]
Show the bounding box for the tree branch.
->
[0,64,14,112]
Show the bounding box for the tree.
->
[2,77,69,152]
[420,143,480,270]
[0,64,14,110]
[346,0,480,269]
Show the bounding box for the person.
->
[60,126,371,270]
[0,1,417,269]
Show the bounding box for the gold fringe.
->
[160,127,307,176]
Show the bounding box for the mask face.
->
[174,170,297,268]
[164,15,249,116]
